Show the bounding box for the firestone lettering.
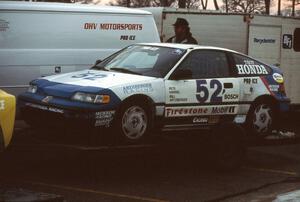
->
[166,107,208,117]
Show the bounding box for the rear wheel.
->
[246,101,276,137]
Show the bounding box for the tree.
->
[291,0,300,16]
[221,0,266,13]
[110,0,175,7]
[111,0,204,9]
[178,0,186,8]
[264,0,270,14]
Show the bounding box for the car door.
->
[164,50,240,128]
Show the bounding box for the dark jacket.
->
[166,33,198,44]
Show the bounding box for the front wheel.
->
[115,102,151,144]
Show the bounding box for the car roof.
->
[138,43,240,54]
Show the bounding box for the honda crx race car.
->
[18,43,290,143]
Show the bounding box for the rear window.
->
[233,54,271,76]
[294,28,300,52]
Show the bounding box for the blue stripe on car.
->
[20,79,121,111]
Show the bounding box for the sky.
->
[96,0,299,15]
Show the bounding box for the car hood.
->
[31,70,159,98]
[40,70,158,87]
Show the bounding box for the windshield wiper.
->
[110,67,141,75]
[91,66,109,71]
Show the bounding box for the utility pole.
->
[126,0,130,7]
[225,0,228,13]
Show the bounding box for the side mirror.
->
[94,59,102,66]
[170,69,193,80]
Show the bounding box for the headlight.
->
[27,85,37,94]
[72,92,110,104]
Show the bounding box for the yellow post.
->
[0,90,16,149]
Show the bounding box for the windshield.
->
[93,45,186,78]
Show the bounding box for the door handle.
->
[224,83,233,89]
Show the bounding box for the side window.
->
[176,50,230,79]
[233,54,271,76]
[294,28,300,52]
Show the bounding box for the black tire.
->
[114,101,152,144]
[210,123,247,171]
[246,101,277,137]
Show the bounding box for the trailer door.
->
[248,25,281,66]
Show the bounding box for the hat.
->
[173,18,189,27]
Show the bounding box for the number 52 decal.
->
[196,79,223,103]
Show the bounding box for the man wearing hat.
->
[166,18,198,44]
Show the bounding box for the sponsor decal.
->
[166,107,208,117]
[165,105,237,117]
[120,35,136,41]
[169,87,180,94]
[253,38,276,44]
[282,34,293,49]
[25,103,64,114]
[0,100,5,110]
[123,83,153,94]
[0,19,9,32]
[193,117,208,124]
[224,94,239,100]
[170,98,188,102]
[269,85,279,92]
[42,96,53,104]
[273,73,284,84]
[95,111,115,127]
[211,106,236,114]
[168,86,188,102]
[236,64,268,75]
[84,23,143,31]
[71,72,107,80]
[244,78,258,84]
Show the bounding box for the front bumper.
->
[18,97,116,129]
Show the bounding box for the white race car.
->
[18,43,290,143]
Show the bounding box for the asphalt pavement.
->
[0,120,300,202]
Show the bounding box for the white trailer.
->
[0,1,160,96]
[143,7,300,109]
